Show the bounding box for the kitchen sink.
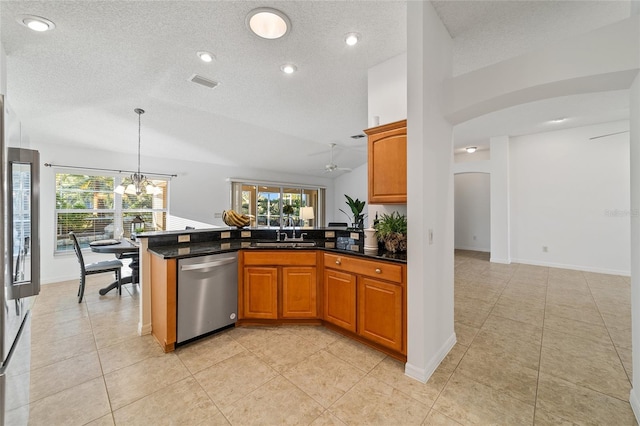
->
[250,241,317,248]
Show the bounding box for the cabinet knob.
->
[335,259,341,265]
[375,268,382,274]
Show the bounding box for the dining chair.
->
[69,232,123,303]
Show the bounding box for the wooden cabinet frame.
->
[365,119,407,204]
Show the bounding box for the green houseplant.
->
[374,211,407,253]
[339,194,366,229]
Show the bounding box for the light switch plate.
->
[221,232,231,239]
[178,235,190,243]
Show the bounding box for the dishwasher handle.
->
[180,257,237,271]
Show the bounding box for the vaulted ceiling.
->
[0,1,632,176]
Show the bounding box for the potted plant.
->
[339,195,366,229]
[374,212,407,253]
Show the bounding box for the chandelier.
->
[114,108,159,196]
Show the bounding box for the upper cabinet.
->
[365,119,407,204]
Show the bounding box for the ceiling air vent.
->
[350,134,365,139]
[189,74,219,89]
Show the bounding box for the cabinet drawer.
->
[243,251,316,266]
[324,253,403,284]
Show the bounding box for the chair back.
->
[68,232,87,275]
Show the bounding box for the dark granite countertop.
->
[147,239,407,264]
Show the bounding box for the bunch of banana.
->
[222,210,252,228]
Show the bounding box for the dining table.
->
[90,238,140,295]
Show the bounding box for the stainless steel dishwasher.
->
[177,252,238,344]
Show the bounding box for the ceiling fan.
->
[323,143,352,173]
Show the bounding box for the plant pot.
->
[383,233,407,253]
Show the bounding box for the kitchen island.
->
[136,227,407,360]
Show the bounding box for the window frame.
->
[230,180,325,228]
[54,172,169,254]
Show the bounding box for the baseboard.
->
[404,332,457,383]
[138,321,152,336]
[630,388,640,424]
[454,245,490,252]
[511,257,630,277]
[490,257,511,264]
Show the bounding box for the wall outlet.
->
[542,246,548,252]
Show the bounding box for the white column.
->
[629,75,640,422]
[490,136,510,263]
[405,1,455,382]
[629,2,640,420]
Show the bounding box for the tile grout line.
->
[582,271,634,388]
[531,266,550,425]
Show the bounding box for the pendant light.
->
[115,108,157,196]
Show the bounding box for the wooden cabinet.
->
[240,251,318,320]
[365,119,407,204]
[243,266,278,319]
[149,253,177,353]
[323,252,406,355]
[323,269,357,332]
[358,277,403,352]
[282,267,317,318]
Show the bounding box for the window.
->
[231,181,324,228]
[55,173,168,252]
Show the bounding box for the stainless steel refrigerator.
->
[0,95,40,425]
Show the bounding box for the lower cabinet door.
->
[243,267,278,319]
[323,269,356,332]
[357,277,403,352]
[281,267,317,318]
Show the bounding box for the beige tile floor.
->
[22,250,636,425]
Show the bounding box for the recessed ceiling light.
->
[344,32,360,46]
[549,117,567,123]
[465,146,477,153]
[281,64,297,74]
[246,8,291,40]
[18,15,55,32]
[197,51,215,63]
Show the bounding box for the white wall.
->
[510,120,630,275]
[367,52,407,127]
[454,173,490,252]
[33,142,335,283]
[332,163,368,226]
[0,43,6,96]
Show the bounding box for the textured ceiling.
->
[1,1,406,176]
[0,1,632,177]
